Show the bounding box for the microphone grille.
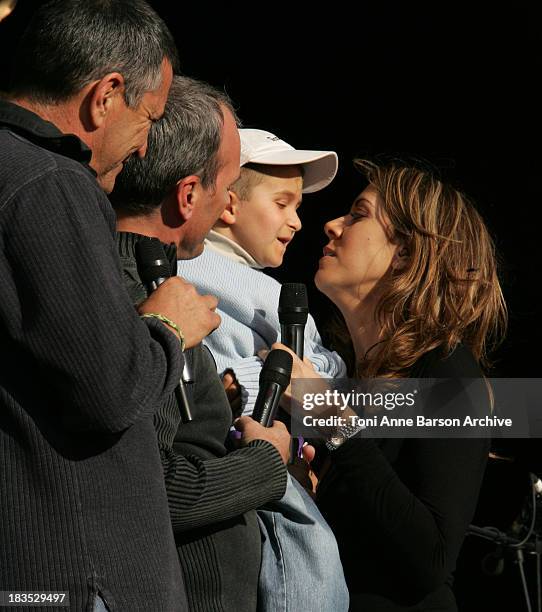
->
[279,283,308,324]
[260,349,293,389]
[135,237,171,284]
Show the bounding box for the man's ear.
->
[219,190,241,225]
[87,72,125,129]
[175,175,201,221]
[392,244,410,271]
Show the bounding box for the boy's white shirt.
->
[204,229,263,269]
[177,230,347,415]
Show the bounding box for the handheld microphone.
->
[252,349,293,427]
[135,237,193,423]
[135,238,170,291]
[279,283,309,459]
[278,283,308,359]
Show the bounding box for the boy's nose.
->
[289,211,302,232]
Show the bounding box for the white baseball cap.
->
[239,128,338,194]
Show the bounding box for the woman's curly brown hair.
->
[341,159,507,377]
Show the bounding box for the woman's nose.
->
[324,217,343,239]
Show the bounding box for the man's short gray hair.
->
[110,75,240,215]
[10,0,179,108]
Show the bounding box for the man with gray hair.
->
[110,75,290,612]
[0,2,218,610]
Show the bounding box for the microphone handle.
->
[280,323,305,462]
[252,382,283,427]
[182,357,194,384]
[149,277,168,291]
[172,353,194,424]
[280,323,305,359]
[145,277,193,423]
[174,363,193,422]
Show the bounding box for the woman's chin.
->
[314,269,332,297]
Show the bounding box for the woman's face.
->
[315,185,401,304]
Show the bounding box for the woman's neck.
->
[337,294,383,364]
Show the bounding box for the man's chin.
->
[98,165,123,194]
[177,243,205,260]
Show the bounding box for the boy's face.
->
[232,166,303,268]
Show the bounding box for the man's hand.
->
[138,276,220,348]
[234,416,291,464]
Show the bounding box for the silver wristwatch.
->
[325,422,364,451]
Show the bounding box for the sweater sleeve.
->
[160,440,288,532]
[2,168,183,434]
[304,314,347,378]
[218,355,264,416]
[152,344,288,531]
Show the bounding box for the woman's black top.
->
[316,344,490,611]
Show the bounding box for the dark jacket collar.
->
[0,98,94,171]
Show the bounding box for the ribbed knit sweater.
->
[0,100,186,611]
[117,232,288,612]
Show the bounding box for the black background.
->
[1,2,541,609]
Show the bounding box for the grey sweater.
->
[0,100,186,612]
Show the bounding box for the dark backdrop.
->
[1,2,540,609]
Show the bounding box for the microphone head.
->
[260,349,293,390]
[135,237,171,284]
[278,283,309,325]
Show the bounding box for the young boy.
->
[177,128,346,414]
[176,129,348,611]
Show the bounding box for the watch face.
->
[330,434,345,447]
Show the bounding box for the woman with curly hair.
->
[280,159,507,611]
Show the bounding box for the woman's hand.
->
[269,342,320,379]
[258,343,331,416]
[258,343,319,379]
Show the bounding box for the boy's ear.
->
[174,175,201,221]
[219,190,241,225]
